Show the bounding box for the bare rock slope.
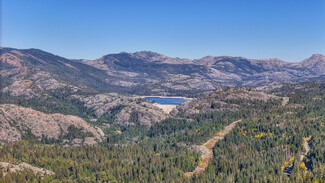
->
[0,162,55,177]
[171,87,280,116]
[0,104,103,144]
[73,93,169,126]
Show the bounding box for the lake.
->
[143,97,188,105]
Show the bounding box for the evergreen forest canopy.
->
[0,82,325,182]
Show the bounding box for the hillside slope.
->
[0,104,103,145]
[171,87,281,117]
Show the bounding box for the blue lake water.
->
[143,97,187,105]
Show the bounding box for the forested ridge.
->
[1,82,325,182]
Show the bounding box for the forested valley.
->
[1,82,325,182]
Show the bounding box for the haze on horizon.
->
[1,0,325,62]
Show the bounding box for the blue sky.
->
[1,0,325,61]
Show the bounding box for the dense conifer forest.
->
[1,82,325,182]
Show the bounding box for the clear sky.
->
[1,0,325,62]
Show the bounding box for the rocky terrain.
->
[0,104,104,145]
[73,93,168,126]
[0,162,55,177]
[1,46,325,141]
[171,87,280,117]
[1,47,325,98]
[81,52,325,96]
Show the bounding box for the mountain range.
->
[1,47,325,97]
[1,46,325,143]
[2,47,325,182]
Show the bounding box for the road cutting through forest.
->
[185,119,242,177]
[301,136,311,161]
[284,136,312,176]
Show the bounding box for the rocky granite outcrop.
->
[0,104,103,144]
[73,93,168,126]
[0,162,55,177]
[171,87,280,116]
[113,102,168,126]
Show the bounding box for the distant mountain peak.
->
[134,50,161,55]
[133,51,166,58]
[119,51,128,54]
[303,54,325,63]
[310,53,324,58]
[301,54,325,74]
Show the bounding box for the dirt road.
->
[185,119,242,177]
